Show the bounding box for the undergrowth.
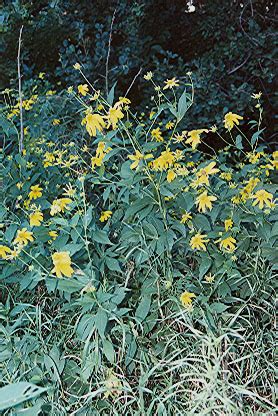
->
[0,69,277,415]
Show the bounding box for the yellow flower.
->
[167,169,176,183]
[104,373,122,398]
[73,63,81,70]
[176,166,189,176]
[196,161,219,186]
[205,273,215,283]
[224,112,243,130]
[240,177,260,202]
[271,158,278,170]
[38,72,45,79]
[128,150,153,170]
[251,92,262,100]
[43,152,56,167]
[152,150,175,171]
[163,77,179,90]
[29,185,43,200]
[166,121,174,129]
[173,149,184,161]
[82,113,106,137]
[29,211,43,226]
[52,118,61,126]
[63,184,76,197]
[91,141,112,169]
[0,245,12,259]
[180,212,192,224]
[78,84,89,96]
[91,90,100,100]
[151,127,163,142]
[218,236,237,252]
[196,191,217,213]
[91,156,104,169]
[173,132,185,143]
[186,129,208,150]
[115,97,131,107]
[51,251,74,278]
[144,71,153,80]
[224,218,233,231]
[14,228,34,246]
[50,198,72,216]
[100,210,112,222]
[247,152,264,164]
[231,195,241,205]
[190,233,209,251]
[106,106,124,129]
[180,291,196,307]
[251,189,273,209]
[128,151,143,170]
[49,230,58,240]
[220,172,232,181]
[149,110,156,119]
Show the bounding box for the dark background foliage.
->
[1,0,276,134]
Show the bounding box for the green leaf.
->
[4,224,17,243]
[251,128,265,147]
[193,214,211,231]
[177,87,189,122]
[76,314,95,340]
[95,309,108,338]
[198,254,212,278]
[168,104,178,118]
[16,403,43,416]
[0,382,47,411]
[51,218,68,226]
[105,257,121,272]
[57,279,84,294]
[15,402,42,415]
[124,197,153,220]
[210,302,229,313]
[63,243,84,255]
[93,230,112,245]
[107,82,117,105]
[53,234,69,249]
[102,339,115,363]
[235,135,243,150]
[135,295,152,322]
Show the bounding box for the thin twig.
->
[124,67,142,97]
[249,0,254,17]
[227,53,251,75]
[17,26,24,153]
[105,8,117,97]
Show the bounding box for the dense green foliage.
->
[0,1,277,415]
[1,0,276,133]
[1,69,277,413]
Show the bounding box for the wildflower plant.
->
[0,71,277,414]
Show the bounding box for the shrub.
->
[1,1,276,134]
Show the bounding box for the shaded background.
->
[1,0,277,136]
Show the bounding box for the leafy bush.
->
[0,70,277,414]
[1,1,276,134]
